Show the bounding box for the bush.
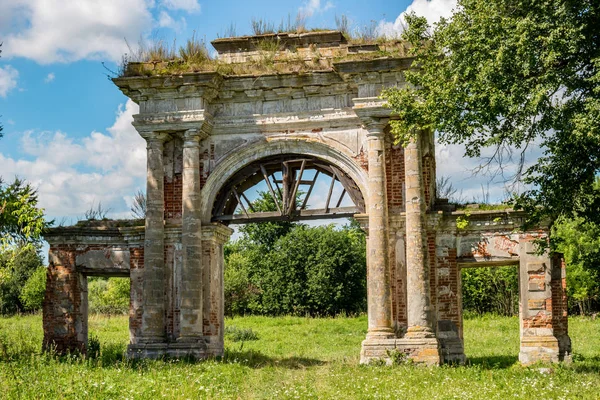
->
[19,266,46,311]
[0,244,44,314]
[88,277,130,315]
[225,223,367,317]
[461,266,519,316]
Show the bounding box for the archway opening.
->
[213,154,368,361]
[460,263,520,367]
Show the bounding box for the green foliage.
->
[87,334,101,359]
[238,191,295,250]
[19,266,46,311]
[225,221,367,317]
[382,0,600,228]
[0,244,44,314]
[461,266,519,316]
[224,251,260,315]
[553,216,600,314]
[0,178,49,245]
[88,278,129,315]
[455,214,470,229]
[224,325,259,342]
[256,225,366,316]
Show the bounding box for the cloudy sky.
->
[0,0,539,225]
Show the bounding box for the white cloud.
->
[377,0,457,38]
[0,65,19,97]
[0,100,147,220]
[157,10,187,32]
[44,72,55,83]
[299,0,334,18]
[435,139,543,203]
[162,0,201,13]
[0,0,154,64]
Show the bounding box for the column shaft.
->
[179,130,204,342]
[404,135,435,337]
[366,126,394,339]
[141,133,167,343]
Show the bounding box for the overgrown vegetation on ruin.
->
[1,313,599,398]
[117,15,407,78]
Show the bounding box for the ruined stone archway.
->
[42,30,571,366]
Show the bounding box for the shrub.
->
[0,244,44,314]
[461,266,519,316]
[225,222,367,317]
[88,278,129,315]
[19,266,46,311]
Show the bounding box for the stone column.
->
[178,129,204,344]
[404,134,436,338]
[364,119,394,339]
[139,131,169,343]
[202,223,234,357]
[518,238,572,364]
[402,133,440,364]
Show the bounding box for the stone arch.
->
[200,138,369,224]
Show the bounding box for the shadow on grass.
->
[465,355,519,369]
[569,355,600,373]
[222,348,326,369]
[44,343,325,371]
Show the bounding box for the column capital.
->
[361,117,389,138]
[140,131,170,145]
[183,128,204,147]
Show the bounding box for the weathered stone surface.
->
[43,33,571,366]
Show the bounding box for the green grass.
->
[1,314,599,399]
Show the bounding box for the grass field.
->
[1,314,599,399]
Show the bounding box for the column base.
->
[360,337,441,366]
[438,320,466,364]
[519,335,572,365]
[365,327,396,340]
[127,341,215,360]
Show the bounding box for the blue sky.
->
[0,0,538,225]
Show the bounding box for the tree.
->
[19,266,47,312]
[0,177,50,314]
[0,178,49,245]
[383,0,600,228]
[552,213,600,314]
[238,191,295,250]
[0,245,44,314]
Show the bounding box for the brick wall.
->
[129,246,144,342]
[427,232,437,319]
[422,155,435,209]
[164,136,184,220]
[436,245,461,335]
[43,245,86,354]
[385,144,404,214]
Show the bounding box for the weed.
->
[335,14,350,37]
[83,202,110,221]
[224,325,259,342]
[179,32,210,64]
[87,334,101,359]
[251,17,275,35]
